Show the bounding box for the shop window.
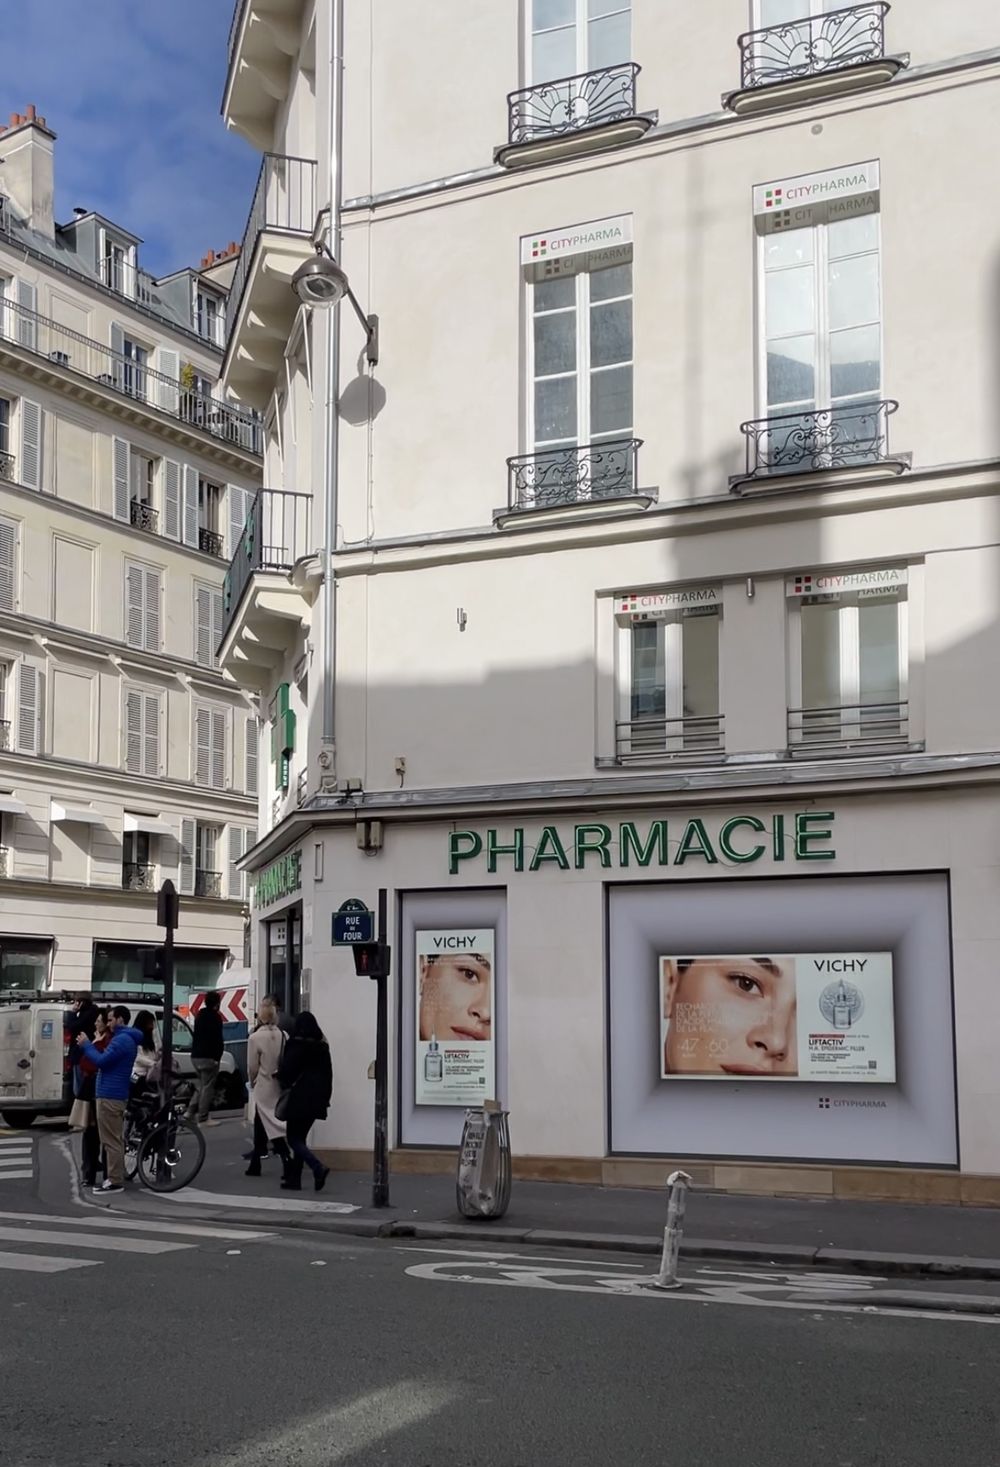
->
[787,566,908,750]
[614,588,723,758]
[0,938,52,992]
[92,942,226,996]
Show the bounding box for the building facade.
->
[0,107,261,1001]
[220,2,1000,1200]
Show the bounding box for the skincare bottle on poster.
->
[832,981,852,1029]
[424,1035,443,1082]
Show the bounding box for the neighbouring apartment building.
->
[219,1,1000,1202]
[0,105,261,1000]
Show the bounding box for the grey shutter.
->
[143,568,161,651]
[0,518,15,611]
[195,706,211,786]
[19,399,42,490]
[157,348,180,414]
[211,709,226,789]
[112,436,130,521]
[15,279,37,351]
[211,589,223,662]
[182,464,198,547]
[17,661,41,754]
[179,817,196,895]
[227,825,246,900]
[110,322,125,390]
[228,486,250,558]
[163,459,180,540]
[143,692,160,776]
[125,563,144,648]
[125,688,142,774]
[245,716,258,795]
[194,585,212,667]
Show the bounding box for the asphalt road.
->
[2,1206,999,1466]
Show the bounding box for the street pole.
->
[372,886,389,1208]
[156,880,179,1108]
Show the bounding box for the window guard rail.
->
[0,448,14,481]
[221,488,313,643]
[0,845,8,879]
[507,62,641,146]
[0,297,262,454]
[0,720,9,751]
[129,500,158,534]
[507,437,642,512]
[199,527,225,558]
[616,713,724,759]
[738,2,890,90]
[226,153,318,342]
[787,699,908,753]
[194,868,222,899]
[739,400,897,479]
[122,861,155,892]
[99,255,158,305]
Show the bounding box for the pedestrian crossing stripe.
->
[0,1210,274,1273]
[0,1136,32,1180]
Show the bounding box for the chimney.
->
[1,106,56,240]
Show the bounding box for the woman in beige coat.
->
[245,998,291,1177]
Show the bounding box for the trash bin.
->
[456,1101,512,1219]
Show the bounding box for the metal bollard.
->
[652,1169,693,1290]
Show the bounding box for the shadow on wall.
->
[339,371,387,427]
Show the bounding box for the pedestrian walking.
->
[74,1007,111,1189]
[76,1006,143,1195]
[244,997,291,1177]
[131,1010,159,1093]
[186,990,224,1126]
[260,993,293,1037]
[276,1011,332,1192]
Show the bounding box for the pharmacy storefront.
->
[248,788,1000,1203]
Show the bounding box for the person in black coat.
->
[276,1011,332,1192]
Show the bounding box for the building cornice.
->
[0,874,246,913]
[0,749,256,814]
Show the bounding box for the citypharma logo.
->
[531,239,547,258]
[764,188,783,209]
[818,1097,888,1110]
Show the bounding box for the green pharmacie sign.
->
[448,812,834,875]
[256,849,302,908]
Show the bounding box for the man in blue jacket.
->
[77,1005,143,1195]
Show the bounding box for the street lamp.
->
[291,244,379,365]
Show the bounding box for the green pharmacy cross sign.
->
[271,683,296,793]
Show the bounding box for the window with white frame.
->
[123,685,162,777]
[614,588,723,757]
[101,233,134,297]
[786,566,908,748]
[194,703,227,789]
[195,287,224,347]
[194,582,223,668]
[0,516,16,613]
[129,449,155,507]
[0,396,11,478]
[124,561,161,652]
[531,0,631,82]
[0,659,10,749]
[528,250,633,499]
[759,188,882,468]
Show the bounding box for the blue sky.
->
[0,2,260,276]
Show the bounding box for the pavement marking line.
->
[0,1156,33,1165]
[0,1225,194,1255]
[0,1250,99,1274]
[396,1245,644,1269]
[0,1171,33,1181]
[156,1187,361,1215]
[0,1209,274,1240]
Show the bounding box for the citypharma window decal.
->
[415,929,495,1108]
[659,953,895,1083]
[448,812,834,874]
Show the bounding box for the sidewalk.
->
[116,1120,1000,1280]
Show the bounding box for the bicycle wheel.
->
[136,1114,206,1193]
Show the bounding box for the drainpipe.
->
[321,0,344,765]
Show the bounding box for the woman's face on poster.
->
[662,956,798,1077]
[419,953,492,1043]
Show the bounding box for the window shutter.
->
[19,399,42,491]
[144,692,160,776]
[195,706,211,786]
[182,464,198,547]
[125,688,142,774]
[245,716,258,795]
[228,486,250,558]
[109,322,125,390]
[194,585,212,667]
[143,568,161,651]
[211,709,227,790]
[227,825,246,900]
[17,661,42,754]
[157,348,179,413]
[112,436,130,521]
[212,589,223,661]
[179,817,196,895]
[0,518,15,611]
[15,279,37,351]
[125,563,144,648]
[163,459,180,540]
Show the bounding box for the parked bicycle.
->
[123,1081,204,1192]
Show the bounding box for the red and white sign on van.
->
[188,987,248,1024]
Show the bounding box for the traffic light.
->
[353,942,391,980]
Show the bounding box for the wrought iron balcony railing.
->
[195,868,222,899]
[0,449,14,481]
[221,488,313,643]
[0,720,9,751]
[199,527,224,558]
[508,62,640,146]
[507,438,641,513]
[226,154,318,342]
[122,861,155,892]
[616,714,724,761]
[99,255,157,305]
[788,699,908,754]
[739,400,897,479]
[0,298,261,455]
[739,3,889,91]
[129,500,158,534]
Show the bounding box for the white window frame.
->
[193,581,223,669]
[786,567,909,748]
[123,684,163,778]
[527,0,632,83]
[614,594,723,759]
[100,230,136,299]
[193,702,228,790]
[123,559,162,653]
[195,285,224,347]
[0,514,18,613]
[755,205,884,428]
